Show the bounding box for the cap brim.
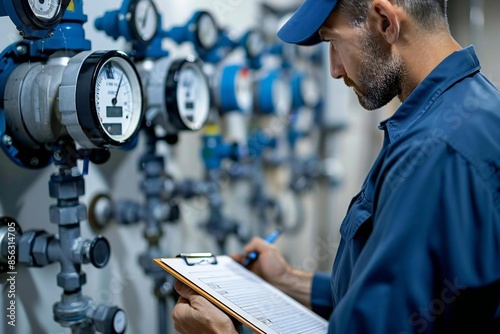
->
[277,0,338,46]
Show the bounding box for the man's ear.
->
[368,0,400,44]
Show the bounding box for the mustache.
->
[343,76,355,88]
[343,76,360,93]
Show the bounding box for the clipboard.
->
[153,254,328,334]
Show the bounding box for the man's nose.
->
[329,44,346,79]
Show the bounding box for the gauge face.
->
[61,51,144,149]
[27,0,61,22]
[195,12,218,50]
[94,57,143,144]
[301,76,321,108]
[273,78,292,117]
[235,68,252,112]
[113,310,127,333]
[131,0,158,43]
[14,0,67,30]
[246,31,265,59]
[174,62,210,130]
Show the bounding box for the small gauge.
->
[166,58,210,131]
[60,50,144,149]
[129,0,158,43]
[12,0,69,30]
[292,72,321,109]
[301,75,321,108]
[146,57,210,132]
[245,30,265,59]
[256,72,292,116]
[194,11,219,50]
[273,77,292,116]
[218,65,253,113]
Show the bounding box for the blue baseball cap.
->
[277,0,339,46]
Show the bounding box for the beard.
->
[346,30,404,110]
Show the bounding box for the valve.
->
[88,194,113,233]
[92,304,127,334]
[83,236,111,269]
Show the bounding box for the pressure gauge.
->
[12,0,69,30]
[256,71,292,116]
[292,72,321,109]
[244,30,265,59]
[129,0,158,43]
[60,50,144,149]
[218,65,253,113]
[272,76,292,117]
[194,12,219,50]
[166,58,210,130]
[145,56,210,132]
[301,76,321,108]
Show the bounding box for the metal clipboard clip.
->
[176,253,218,266]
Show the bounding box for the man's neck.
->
[398,32,462,102]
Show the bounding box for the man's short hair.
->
[338,0,448,30]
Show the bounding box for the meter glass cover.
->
[273,78,292,117]
[246,31,265,59]
[301,75,321,108]
[132,0,158,42]
[196,12,218,49]
[94,58,142,143]
[28,0,61,22]
[175,62,210,130]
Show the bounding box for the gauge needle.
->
[112,73,124,106]
[141,6,150,28]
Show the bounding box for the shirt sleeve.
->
[328,139,500,333]
[311,272,334,319]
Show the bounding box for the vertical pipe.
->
[158,295,167,334]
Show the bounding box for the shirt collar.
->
[379,46,481,143]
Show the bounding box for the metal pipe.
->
[158,295,168,334]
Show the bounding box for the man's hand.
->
[232,237,314,307]
[231,237,291,286]
[172,281,238,334]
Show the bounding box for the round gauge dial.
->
[60,50,144,149]
[256,72,291,116]
[219,65,253,113]
[195,12,218,50]
[300,75,321,108]
[130,0,158,43]
[94,58,142,143]
[165,59,210,131]
[273,77,292,116]
[112,309,127,333]
[245,31,265,59]
[28,0,61,21]
[292,72,321,109]
[14,0,68,29]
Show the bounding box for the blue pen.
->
[242,229,281,267]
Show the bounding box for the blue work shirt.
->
[311,46,500,333]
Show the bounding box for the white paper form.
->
[161,256,328,334]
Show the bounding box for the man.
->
[172,0,500,332]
